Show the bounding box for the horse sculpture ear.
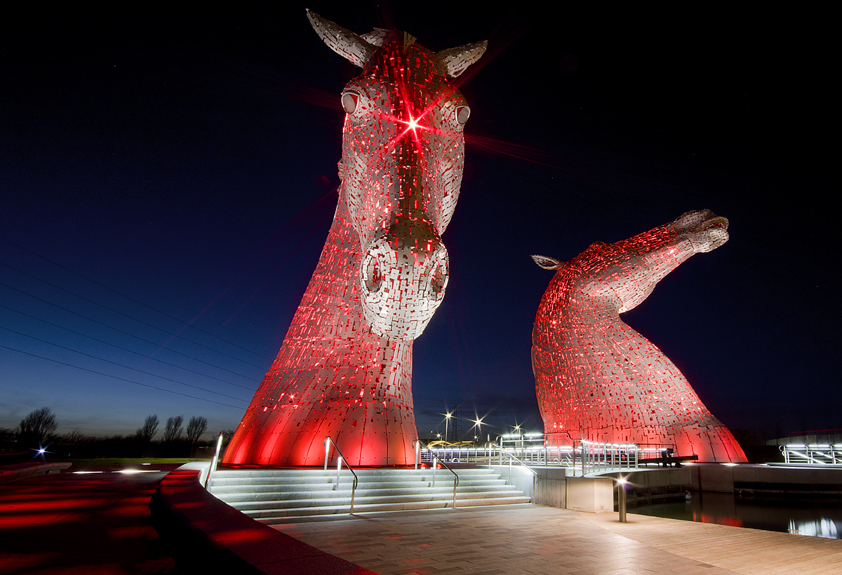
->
[307,9,377,68]
[531,255,564,270]
[435,41,488,78]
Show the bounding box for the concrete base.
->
[529,467,692,511]
[532,467,569,508]
[489,465,615,512]
[565,477,614,513]
[690,463,842,494]
[602,467,692,503]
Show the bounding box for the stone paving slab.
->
[581,511,842,575]
[274,504,740,574]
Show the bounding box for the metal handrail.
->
[415,440,459,509]
[204,432,225,489]
[413,438,422,470]
[323,436,359,513]
[491,445,538,476]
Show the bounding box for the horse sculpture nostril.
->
[429,256,449,297]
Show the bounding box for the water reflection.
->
[789,518,838,538]
[629,492,842,539]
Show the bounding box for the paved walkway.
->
[274,504,842,575]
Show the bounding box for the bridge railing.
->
[580,440,640,476]
[781,443,842,465]
[415,435,646,476]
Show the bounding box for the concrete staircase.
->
[208,467,530,523]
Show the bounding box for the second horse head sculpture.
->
[532,210,747,462]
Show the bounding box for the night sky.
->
[1,4,836,442]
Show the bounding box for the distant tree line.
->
[0,407,234,461]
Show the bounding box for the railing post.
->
[324,436,331,471]
[432,452,437,488]
[581,442,586,477]
[415,440,420,470]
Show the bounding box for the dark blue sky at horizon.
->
[1,4,836,442]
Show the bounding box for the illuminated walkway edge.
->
[150,463,374,574]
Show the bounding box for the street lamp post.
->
[445,411,452,443]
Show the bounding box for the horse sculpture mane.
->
[531,210,747,462]
[223,12,486,467]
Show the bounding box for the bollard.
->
[617,478,627,523]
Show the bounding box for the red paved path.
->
[0,465,182,575]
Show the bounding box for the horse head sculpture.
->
[532,210,747,462]
[310,11,485,340]
[534,209,730,314]
[222,13,485,467]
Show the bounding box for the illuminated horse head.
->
[309,11,485,340]
[534,209,730,315]
[532,210,747,462]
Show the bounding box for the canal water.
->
[629,491,842,539]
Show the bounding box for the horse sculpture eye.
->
[456,105,471,125]
[363,255,382,292]
[342,92,359,114]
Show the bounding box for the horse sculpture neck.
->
[532,210,747,463]
[224,194,416,466]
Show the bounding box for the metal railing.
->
[204,432,224,489]
[414,435,645,477]
[413,440,459,509]
[490,444,538,486]
[323,436,359,513]
[580,440,639,476]
[781,444,842,465]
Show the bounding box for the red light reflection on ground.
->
[0,466,182,574]
[700,513,744,528]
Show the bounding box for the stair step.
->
[233,490,528,512]
[208,466,530,520]
[254,496,533,522]
[215,484,516,503]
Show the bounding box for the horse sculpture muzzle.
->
[308,10,485,342]
[360,216,449,340]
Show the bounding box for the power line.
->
[0,261,267,370]
[0,303,255,391]
[0,282,259,381]
[0,235,271,359]
[1,326,250,403]
[0,344,246,410]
